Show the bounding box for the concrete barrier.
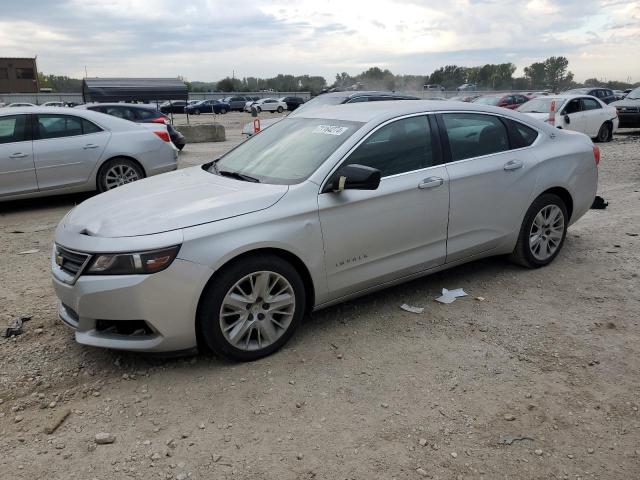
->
[178,124,225,143]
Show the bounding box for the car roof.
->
[0,106,147,130]
[319,90,417,100]
[292,99,556,127]
[76,102,159,110]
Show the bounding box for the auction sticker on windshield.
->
[312,125,349,135]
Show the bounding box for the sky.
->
[0,0,638,83]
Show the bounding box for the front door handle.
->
[9,152,29,158]
[83,144,100,149]
[418,176,444,189]
[503,160,523,171]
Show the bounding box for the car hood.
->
[64,167,288,238]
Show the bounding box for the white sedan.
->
[517,94,618,142]
[0,107,178,201]
[251,98,287,113]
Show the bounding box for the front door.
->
[318,115,449,299]
[32,114,109,190]
[560,98,586,133]
[0,114,37,197]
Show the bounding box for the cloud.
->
[0,0,638,82]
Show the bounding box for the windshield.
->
[627,87,640,99]
[518,97,566,113]
[208,117,363,184]
[473,96,501,105]
[290,94,347,116]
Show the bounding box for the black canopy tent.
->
[82,77,189,122]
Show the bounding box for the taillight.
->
[547,100,556,125]
[593,145,600,166]
[153,130,170,142]
[152,117,168,124]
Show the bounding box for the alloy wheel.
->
[219,271,296,351]
[104,164,141,190]
[529,204,565,261]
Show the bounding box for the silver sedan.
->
[52,100,598,361]
[0,107,178,201]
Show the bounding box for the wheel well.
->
[542,187,573,221]
[96,156,146,189]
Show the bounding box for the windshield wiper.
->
[218,170,260,183]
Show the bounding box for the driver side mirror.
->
[564,114,571,124]
[324,164,381,193]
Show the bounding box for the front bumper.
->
[52,255,213,352]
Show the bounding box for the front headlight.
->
[85,245,181,275]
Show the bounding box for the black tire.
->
[220,108,227,114]
[277,106,284,113]
[510,193,568,268]
[595,122,612,143]
[97,157,145,193]
[198,254,306,361]
[256,107,262,113]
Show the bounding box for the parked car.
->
[77,103,186,150]
[42,101,67,107]
[51,100,598,360]
[457,83,477,91]
[473,94,530,109]
[0,107,177,201]
[185,99,229,115]
[517,94,618,142]
[280,96,305,111]
[222,96,252,111]
[159,100,187,114]
[564,88,617,104]
[242,91,420,136]
[424,84,445,91]
[250,98,288,113]
[611,86,640,128]
[7,102,36,107]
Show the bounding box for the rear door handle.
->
[9,152,29,158]
[418,176,444,189]
[503,160,523,171]
[83,144,100,149]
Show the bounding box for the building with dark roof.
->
[0,57,39,93]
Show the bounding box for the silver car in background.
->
[52,101,598,361]
[0,107,178,201]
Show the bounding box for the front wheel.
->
[277,106,284,113]
[510,193,568,268]
[256,107,262,113]
[198,255,306,361]
[97,158,144,193]
[595,122,612,143]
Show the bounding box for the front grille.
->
[616,106,640,113]
[56,245,91,278]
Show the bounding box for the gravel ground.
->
[1,122,639,480]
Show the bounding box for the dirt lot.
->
[1,118,639,479]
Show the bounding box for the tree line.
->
[35,56,638,94]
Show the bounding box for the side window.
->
[36,115,83,139]
[135,109,160,120]
[511,121,538,147]
[81,119,102,134]
[581,98,601,111]
[442,113,509,161]
[563,99,581,114]
[105,107,136,121]
[0,115,28,144]
[343,116,433,177]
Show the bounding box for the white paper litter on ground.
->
[400,304,425,314]
[435,288,468,304]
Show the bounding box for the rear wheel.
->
[595,122,612,142]
[198,255,305,361]
[97,158,144,193]
[220,108,227,114]
[510,193,568,268]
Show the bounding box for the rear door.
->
[0,114,37,197]
[437,112,538,262]
[32,114,110,190]
[580,97,606,137]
